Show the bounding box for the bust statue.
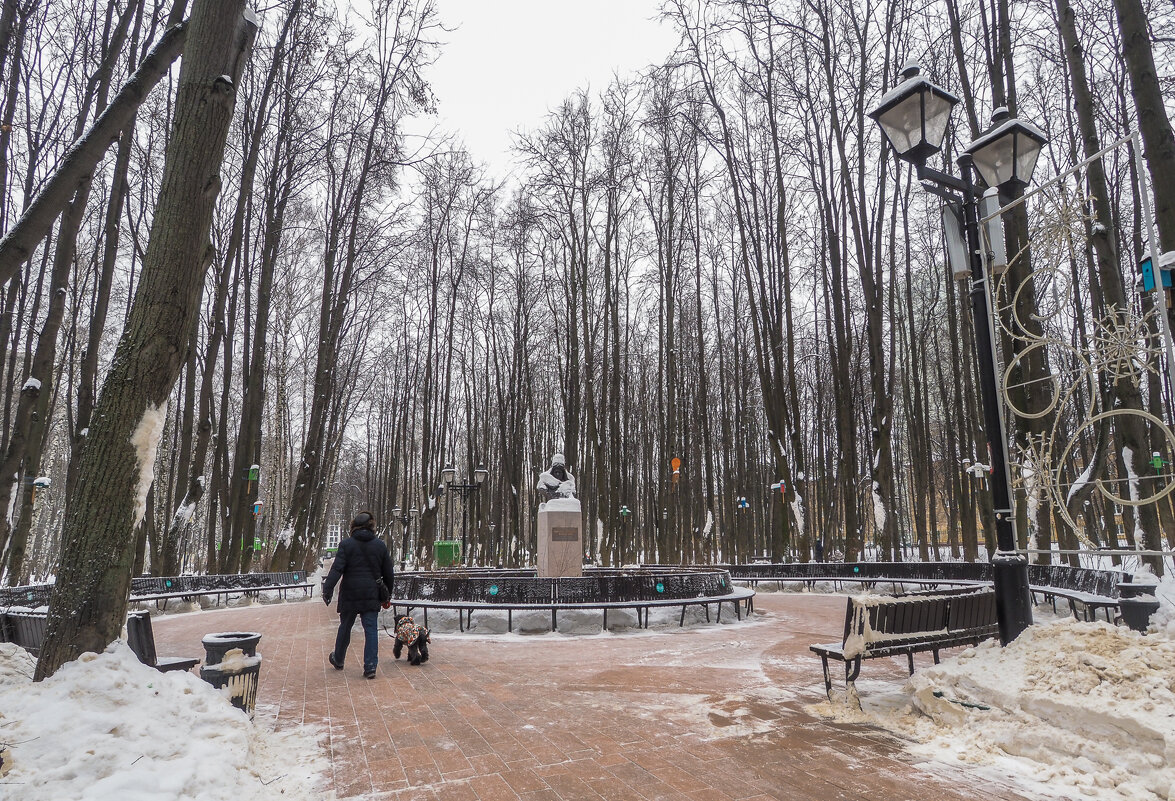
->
[537,453,576,500]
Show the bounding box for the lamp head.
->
[474,463,488,484]
[868,62,958,166]
[962,107,1047,191]
[441,464,456,484]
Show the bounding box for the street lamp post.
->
[769,479,788,562]
[619,505,632,564]
[441,462,489,565]
[391,505,419,571]
[735,495,749,563]
[869,62,1042,644]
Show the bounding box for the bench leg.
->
[907,652,915,675]
[603,608,607,630]
[821,655,833,699]
[846,657,862,684]
[933,648,941,665]
[679,606,686,627]
[508,609,513,632]
[551,609,557,632]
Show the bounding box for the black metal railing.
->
[0,571,312,608]
[391,567,735,604]
[720,561,1132,595]
[2,562,1134,609]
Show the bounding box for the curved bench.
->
[388,567,755,633]
[0,572,315,612]
[388,587,756,633]
[129,571,315,610]
[719,561,1134,622]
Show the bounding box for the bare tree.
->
[35,0,257,679]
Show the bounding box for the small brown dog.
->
[392,614,430,665]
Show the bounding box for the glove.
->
[323,594,332,606]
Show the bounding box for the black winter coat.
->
[322,528,395,614]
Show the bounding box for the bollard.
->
[1116,583,1160,634]
[199,632,262,718]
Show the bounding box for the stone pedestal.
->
[537,499,582,578]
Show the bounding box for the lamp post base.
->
[992,553,1033,644]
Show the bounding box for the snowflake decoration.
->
[1091,305,1159,388]
[1011,434,1054,520]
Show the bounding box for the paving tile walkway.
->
[152,591,1033,800]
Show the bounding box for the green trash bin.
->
[434,540,462,567]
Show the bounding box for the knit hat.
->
[351,511,375,530]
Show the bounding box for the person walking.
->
[322,511,395,678]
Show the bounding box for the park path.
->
[152,591,1034,801]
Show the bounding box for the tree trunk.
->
[35,0,256,680]
[1114,0,1175,250]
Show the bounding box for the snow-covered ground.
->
[809,570,1175,801]
[0,643,326,800]
[3,571,1174,800]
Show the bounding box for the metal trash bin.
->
[1117,583,1160,633]
[199,632,262,718]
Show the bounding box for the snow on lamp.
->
[868,62,959,165]
[962,107,1047,191]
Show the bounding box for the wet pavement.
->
[151,590,1034,800]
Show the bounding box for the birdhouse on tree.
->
[31,476,51,504]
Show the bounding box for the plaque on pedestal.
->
[538,499,582,577]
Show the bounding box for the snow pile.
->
[0,642,325,800]
[539,496,581,513]
[0,642,35,686]
[831,619,1175,801]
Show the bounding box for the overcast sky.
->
[412,0,680,177]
